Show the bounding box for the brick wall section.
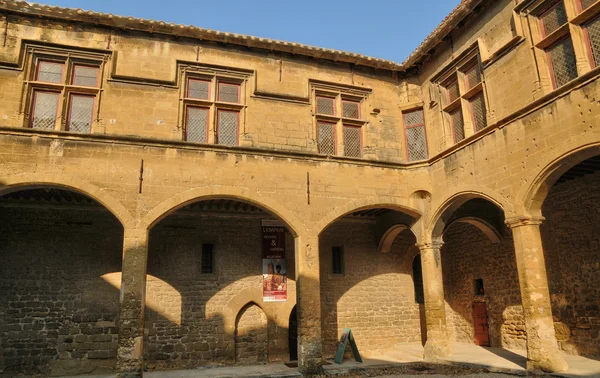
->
[319,221,421,358]
[442,222,525,350]
[234,304,268,364]
[0,206,123,376]
[144,212,295,370]
[541,171,600,357]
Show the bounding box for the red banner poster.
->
[263,258,287,302]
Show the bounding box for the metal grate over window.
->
[445,78,460,103]
[471,92,487,132]
[67,95,94,133]
[404,109,428,162]
[548,38,578,88]
[217,110,239,146]
[451,108,465,143]
[342,100,360,119]
[343,125,361,157]
[188,79,210,100]
[332,246,343,275]
[465,64,482,89]
[31,91,59,130]
[580,0,596,10]
[201,244,214,274]
[540,1,568,36]
[586,16,600,67]
[185,107,208,143]
[72,66,99,87]
[218,82,240,103]
[316,96,335,115]
[37,61,64,83]
[317,122,335,155]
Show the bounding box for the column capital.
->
[416,240,444,250]
[505,215,545,229]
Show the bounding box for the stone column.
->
[294,233,323,374]
[116,228,149,378]
[418,240,451,360]
[506,216,567,372]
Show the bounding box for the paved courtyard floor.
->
[58,343,600,378]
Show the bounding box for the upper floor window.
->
[182,75,243,146]
[314,90,365,158]
[403,108,428,162]
[27,55,102,133]
[437,52,487,145]
[527,0,600,90]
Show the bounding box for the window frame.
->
[331,246,344,275]
[342,124,363,158]
[341,99,361,119]
[217,81,241,104]
[201,243,216,274]
[538,0,568,38]
[186,77,211,100]
[70,64,100,87]
[402,108,429,162]
[29,89,61,130]
[317,121,337,155]
[583,14,600,67]
[316,95,337,116]
[35,60,65,84]
[183,105,210,143]
[65,93,96,133]
[215,108,241,146]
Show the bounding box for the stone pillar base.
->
[423,339,451,361]
[527,343,568,373]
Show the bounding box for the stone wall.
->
[234,304,268,364]
[319,221,421,358]
[442,222,525,350]
[144,211,295,370]
[0,205,123,376]
[542,170,600,357]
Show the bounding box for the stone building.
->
[0,0,599,376]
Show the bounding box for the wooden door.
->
[473,302,490,346]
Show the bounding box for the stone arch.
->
[446,217,502,244]
[234,302,268,364]
[0,173,134,228]
[220,288,265,334]
[140,186,304,236]
[428,188,510,240]
[520,143,600,217]
[314,195,422,236]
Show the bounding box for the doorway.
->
[473,302,490,346]
[289,306,298,361]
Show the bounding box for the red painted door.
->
[473,302,490,346]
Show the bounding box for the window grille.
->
[465,64,482,89]
[188,79,210,100]
[201,244,214,274]
[343,125,361,157]
[332,246,343,275]
[31,91,59,130]
[316,96,335,115]
[216,110,239,146]
[72,66,99,87]
[586,16,600,67]
[446,78,460,103]
[67,95,94,133]
[342,100,360,119]
[470,92,487,132]
[548,37,578,87]
[218,82,240,103]
[451,108,465,142]
[185,107,208,143]
[581,0,596,11]
[37,61,63,83]
[317,122,335,155]
[404,109,428,162]
[540,1,568,36]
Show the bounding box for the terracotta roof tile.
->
[1,0,483,72]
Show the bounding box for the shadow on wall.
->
[441,220,525,351]
[319,221,423,360]
[541,170,600,360]
[140,207,297,370]
[0,186,124,377]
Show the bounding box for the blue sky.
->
[38,0,461,63]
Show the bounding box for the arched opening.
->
[144,197,296,370]
[234,303,268,364]
[433,197,525,350]
[318,206,422,359]
[536,155,600,358]
[0,187,123,376]
[288,306,298,362]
